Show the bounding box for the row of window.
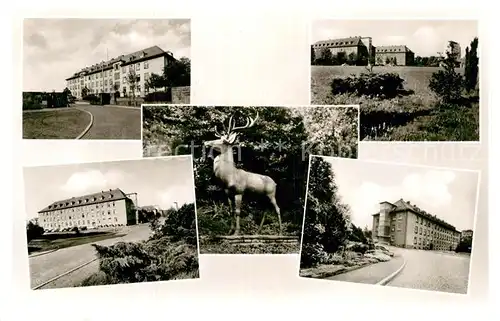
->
[43,216,120,229]
[43,209,117,222]
[413,236,457,247]
[69,61,151,84]
[314,41,357,47]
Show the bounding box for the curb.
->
[32,257,98,290]
[301,261,372,279]
[376,258,407,286]
[75,108,94,139]
[103,105,142,110]
[28,249,58,258]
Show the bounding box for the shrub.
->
[26,221,45,243]
[300,243,329,268]
[144,90,172,103]
[150,203,197,245]
[330,73,404,99]
[429,69,463,102]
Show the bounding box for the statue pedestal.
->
[214,235,300,246]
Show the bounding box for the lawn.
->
[28,231,125,254]
[311,65,479,141]
[23,108,91,139]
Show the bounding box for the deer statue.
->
[203,111,282,236]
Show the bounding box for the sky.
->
[317,156,480,232]
[311,20,478,57]
[23,18,191,92]
[22,156,195,219]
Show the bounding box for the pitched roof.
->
[313,36,363,48]
[375,45,413,53]
[66,45,176,80]
[38,188,129,213]
[391,198,457,231]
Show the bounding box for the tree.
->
[347,52,357,65]
[112,83,120,104]
[464,37,479,93]
[429,41,464,103]
[311,46,316,65]
[126,70,139,104]
[164,57,191,87]
[145,73,167,92]
[363,226,372,239]
[336,52,347,65]
[302,156,350,260]
[81,86,89,98]
[317,48,333,65]
[385,56,391,65]
[455,236,472,253]
[26,220,44,243]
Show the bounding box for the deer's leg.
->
[257,212,266,235]
[233,194,242,236]
[225,189,235,235]
[268,193,282,236]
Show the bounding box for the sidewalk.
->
[326,255,405,284]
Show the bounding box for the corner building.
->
[372,199,461,251]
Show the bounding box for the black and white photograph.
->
[22,18,191,140]
[310,20,480,141]
[23,156,199,290]
[142,105,359,254]
[299,156,479,295]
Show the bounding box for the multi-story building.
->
[37,188,138,231]
[374,45,415,66]
[372,199,461,251]
[461,229,473,240]
[65,46,176,100]
[312,36,374,61]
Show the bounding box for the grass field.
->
[23,108,91,139]
[311,65,479,141]
[28,231,125,254]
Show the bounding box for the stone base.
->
[213,235,300,246]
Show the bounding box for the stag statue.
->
[203,111,282,236]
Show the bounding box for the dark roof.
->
[38,188,129,213]
[313,36,363,48]
[375,45,413,53]
[66,45,176,80]
[391,198,457,231]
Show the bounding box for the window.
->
[136,63,140,71]
[122,67,126,73]
[419,227,422,235]
[144,61,149,69]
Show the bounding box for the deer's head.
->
[203,111,259,153]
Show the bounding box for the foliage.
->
[300,156,350,268]
[310,46,315,65]
[200,238,299,254]
[464,37,479,93]
[91,239,199,283]
[145,73,168,92]
[429,41,464,102]
[144,90,172,103]
[143,106,358,243]
[455,236,473,253]
[126,70,140,99]
[348,223,368,244]
[330,73,405,99]
[315,48,334,66]
[71,226,80,235]
[150,203,197,246]
[86,204,199,284]
[26,220,45,243]
[164,57,191,87]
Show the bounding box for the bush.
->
[300,243,329,268]
[331,73,405,99]
[26,221,45,243]
[83,94,99,104]
[150,203,197,245]
[144,90,172,103]
[429,70,463,102]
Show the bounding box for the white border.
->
[298,154,482,296]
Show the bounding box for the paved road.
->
[29,224,152,289]
[75,104,141,140]
[387,248,471,294]
[327,254,405,284]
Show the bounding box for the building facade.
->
[374,45,415,66]
[372,199,461,251]
[312,36,374,61]
[65,46,176,100]
[38,188,137,231]
[461,229,473,240]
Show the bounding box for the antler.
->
[229,111,259,133]
[214,125,223,138]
